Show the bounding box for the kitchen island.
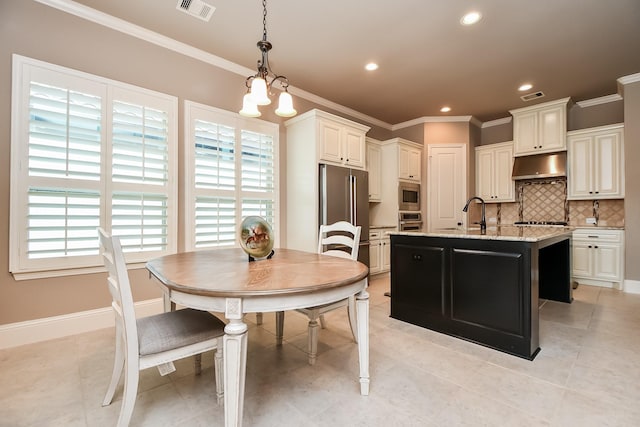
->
[390,226,572,360]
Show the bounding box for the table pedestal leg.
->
[356,286,370,395]
[275,311,284,346]
[224,299,248,427]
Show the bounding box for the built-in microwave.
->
[398,182,420,211]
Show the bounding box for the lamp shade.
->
[250,77,271,106]
[275,91,297,117]
[239,93,261,117]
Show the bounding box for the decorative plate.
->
[239,216,274,258]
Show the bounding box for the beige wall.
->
[0,1,383,325]
[623,81,640,280]
[2,1,639,326]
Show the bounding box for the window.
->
[10,55,177,278]
[184,101,279,251]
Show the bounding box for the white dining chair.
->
[277,221,362,365]
[98,228,226,427]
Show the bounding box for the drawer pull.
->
[413,254,422,261]
[587,235,599,238]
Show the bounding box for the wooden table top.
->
[146,248,369,297]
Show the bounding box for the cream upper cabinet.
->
[366,138,382,202]
[475,141,515,203]
[398,143,421,182]
[315,113,367,169]
[510,97,569,156]
[567,124,624,200]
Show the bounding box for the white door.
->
[427,144,467,231]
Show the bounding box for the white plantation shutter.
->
[184,101,279,251]
[109,96,174,258]
[10,55,177,278]
[27,188,101,259]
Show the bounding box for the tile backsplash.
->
[475,177,625,227]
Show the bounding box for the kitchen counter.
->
[393,225,572,242]
[370,225,397,230]
[390,229,572,360]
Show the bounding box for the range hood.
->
[512,152,567,180]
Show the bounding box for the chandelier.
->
[239,0,297,118]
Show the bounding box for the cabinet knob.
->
[588,245,592,248]
[594,245,599,249]
[412,254,422,261]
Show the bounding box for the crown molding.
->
[481,116,512,128]
[34,0,394,130]
[618,72,640,85]
[576,94,623,108]
[392,115,480,131]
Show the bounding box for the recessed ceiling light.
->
[365,62,379,71]
[518,83,533,91]
[440,106,451,113]
[460,11,482,25]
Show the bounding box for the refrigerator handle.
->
[320,165,327,225]
[351,174,356,224]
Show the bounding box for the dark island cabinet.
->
[390,233,571,360]
[391,242,448,329]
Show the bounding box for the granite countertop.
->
[370,225,397,230]
[392,225,573,242]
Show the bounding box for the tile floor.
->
[1,274,640,426]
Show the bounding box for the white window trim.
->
[10,55,178,280]
[183,100,280,252]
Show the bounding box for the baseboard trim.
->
[0,298,164,349]
[624,279,640,294]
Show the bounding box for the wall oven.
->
[398,182,420,211]
[399,212,423,231]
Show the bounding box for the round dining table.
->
[146,247,370,427]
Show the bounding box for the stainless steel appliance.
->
[399,211,423,231]
[319,164,369,266]
[398,182,420,211]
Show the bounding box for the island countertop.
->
[392,226,572,242]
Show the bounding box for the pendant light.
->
[239,0,297,118]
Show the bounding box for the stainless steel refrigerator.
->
[319,164,370,266]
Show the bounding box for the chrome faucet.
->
[463,196,486,234]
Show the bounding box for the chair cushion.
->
[137,309,225,356]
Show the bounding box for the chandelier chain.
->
[262,0,267,41]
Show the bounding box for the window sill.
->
[11,262,149,281]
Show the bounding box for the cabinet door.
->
[476,149,494,201]
[513,111,538,155]
[381,238,391,272]
[399,145,421,181]
[538,105,565,151]
[571,240,592,278]
[407,148,421,181]
[367,144,382,201]
[593,243,621,282]
[318,120,343,165]
[369,240,381,274]
[343,127,365,169]
[594,131,623,198]
[494,145,515,202]
[568,135,594,199]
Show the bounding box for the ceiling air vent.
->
[520,91,545,102]
[176,0,215,22]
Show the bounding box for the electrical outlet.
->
[586,217,597,225]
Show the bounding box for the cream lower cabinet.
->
[567,124,624,200]
[475,141,515,202]
[369,229,393,275]
[572,228,624,289]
